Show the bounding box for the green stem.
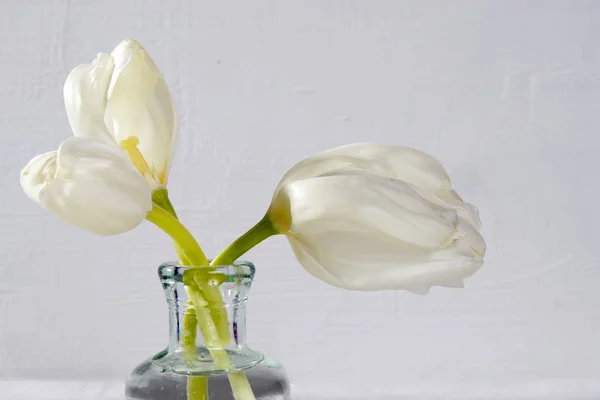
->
[187,376,208,400]
[211,215,278,266]
[152,189,231,345]
[152,188,179,218]
[181,307,198,360]
[182,302,206,400]
[147,195,256,400]
[146,203,209,267]
[186,284,256,400]
[147,202,210,400]
[152,188,191,265]
[186,284,233,368]
[194,273,231,346]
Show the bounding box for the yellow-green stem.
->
[146,203,209,266]
[183,285,207,400]
[153,189,230,343]
[211,215,278,266]
[148,198,209,400]
[186,283,233,368]
[147,198,256,400]
[152,188,179,218]
[187,376,208,400]
[181,307,198,362]
[193,273,230,345]
[152,189,194,265]
[186,281,255,400]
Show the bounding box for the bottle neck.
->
[154,263,262,374]
[166,286,249,351]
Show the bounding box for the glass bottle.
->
[125,261,291,400]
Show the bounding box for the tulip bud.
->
[20,137,152,235]
[269,143,486,294]
[64,39,177,186]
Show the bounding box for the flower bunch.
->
[21,40,486,400]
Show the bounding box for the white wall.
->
[1,1,600,399]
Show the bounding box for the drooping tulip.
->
[267,143,486,294]
[20,137,152,235]
[63,39,177,187]
[275,142,481,228]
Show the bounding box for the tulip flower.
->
[271,173,484,293]
[275,142,481,229]
[63,39,177,187]
[22,39,254,400]
[21,39,178,234]
[20,137,152,235]
[270,143,485,293]
[213,143,485,294]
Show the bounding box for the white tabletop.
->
[2,380,600,400]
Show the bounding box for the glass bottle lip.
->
[158,260,256,284]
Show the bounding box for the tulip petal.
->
[20,151,58,203]
[63,53,115,142]
[277,143,452,193]
[104,39,177,185]
[20,138,152,235]
[287,218,483,293]
[280,174,458,250]
[275,173,484,293]
[276,142,483,228]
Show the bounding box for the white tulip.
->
[64,39,177,186]
[277,142,481,228]
[20,137,152,235]
[269,143,485,294]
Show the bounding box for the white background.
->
[1,1,600,399]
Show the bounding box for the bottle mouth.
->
[158,260,256,285]
[155,260,262,375]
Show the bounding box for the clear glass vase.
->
[125,261,291,400]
